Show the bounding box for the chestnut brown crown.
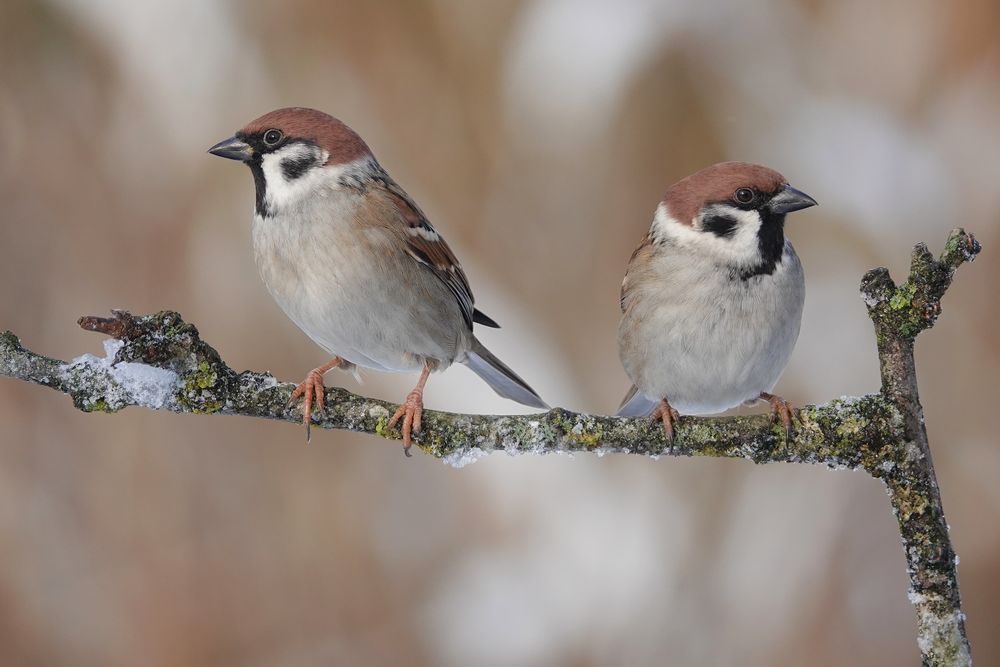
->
[663,162,788,225]
[237,107,372,166]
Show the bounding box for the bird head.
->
[654,161,817,275]
[208,107,373,217]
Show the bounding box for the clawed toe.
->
[760,392,797,437]
[389,389,424,457]
[289,369,327,443]
[387,363,433,457]
[652,399,680,442]
[289,358,344,443]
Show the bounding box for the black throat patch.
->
[734,210,786,280]
[248,158,268,217]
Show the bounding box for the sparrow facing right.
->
[617,162,817,439]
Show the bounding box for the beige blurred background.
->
[1,0,998,665]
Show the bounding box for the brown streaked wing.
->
[376,177,477,330]
[620,232,654,312]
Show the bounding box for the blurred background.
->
[1,0,998,665]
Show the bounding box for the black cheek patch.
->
[281,153,319,180]
[702,213,740,238]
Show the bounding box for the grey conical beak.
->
[769,184,817,214]
[208,136,254,161]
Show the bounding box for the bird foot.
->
[760,392,796,437]
[389,387,425,457]
[652,399,681,442]
[289,368,328,444]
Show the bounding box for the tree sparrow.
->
[208,107,547,453]
[617,162,816,439]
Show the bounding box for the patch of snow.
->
[443,447,490,469]
[67,339,180,409]
[69,338,125,368]
[861,291,881,307]
[114,363,180,409]
[255,375,280,389]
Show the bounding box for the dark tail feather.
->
[473,308,501,328]
[465,338,548,409]
[617,384,658,417]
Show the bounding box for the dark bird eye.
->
[263,129,283,146]
[734,188,755,204]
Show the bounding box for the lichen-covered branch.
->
[0,311,902,467]
[859,228,980,666]
[0,229,981,666]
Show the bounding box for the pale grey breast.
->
[251,187,470,372]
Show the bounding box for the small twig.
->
[78,309,138,338]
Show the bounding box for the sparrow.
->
[208,107,547,453]
[616,162,816,440]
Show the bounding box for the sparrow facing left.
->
[617,162,816,439]
[209,107,547,453]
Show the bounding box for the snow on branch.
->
[0,228,981,666]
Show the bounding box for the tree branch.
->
[0,229,981,665]
[859,228,980,666]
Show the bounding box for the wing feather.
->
[620,232,655,312]
[374,175,477,330]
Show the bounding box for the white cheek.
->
[651,203,763,266]
[260,144,333,213]
[702,206,763,261]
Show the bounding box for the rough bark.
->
[858,229,981,666]
[0,229,981,665]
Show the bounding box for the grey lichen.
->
[0,229,982,666]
